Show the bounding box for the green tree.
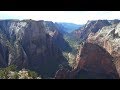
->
[28,70,38,79]
[0,65,17,79]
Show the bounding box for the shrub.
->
[0,65,41,79]
[28,70,38,79]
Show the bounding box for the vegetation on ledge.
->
[0,65,41,79]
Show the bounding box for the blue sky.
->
[0,11,120,24]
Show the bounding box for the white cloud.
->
[0,11,120,24]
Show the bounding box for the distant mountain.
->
[56,22,83,33]
[71,20,111,42]
[54,22,68,34]
[108,19,120,24]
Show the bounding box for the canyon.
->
[0,19,120,79]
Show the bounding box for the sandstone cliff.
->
[87,22,120,77]
[0,20,69,78]
[55,43,119,79]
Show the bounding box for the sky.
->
[0,11,120,24]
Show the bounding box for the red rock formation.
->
[87,23,120,77]
[75,43,119,78]
[55,43,119,79]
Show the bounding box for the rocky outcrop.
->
[0,20,68,78]
[75,43,119,79]
[87,22,120,77]
[55,43,119,79]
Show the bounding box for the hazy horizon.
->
[0,11,120,24]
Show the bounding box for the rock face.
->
[0,43,8,67]
[44,21,72,52]
[71,20,111,42]
[0,20,68,77]
[54,68,70,79]
[87,22,120,77]
[55,43,119,79]
[74,43,119,79]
